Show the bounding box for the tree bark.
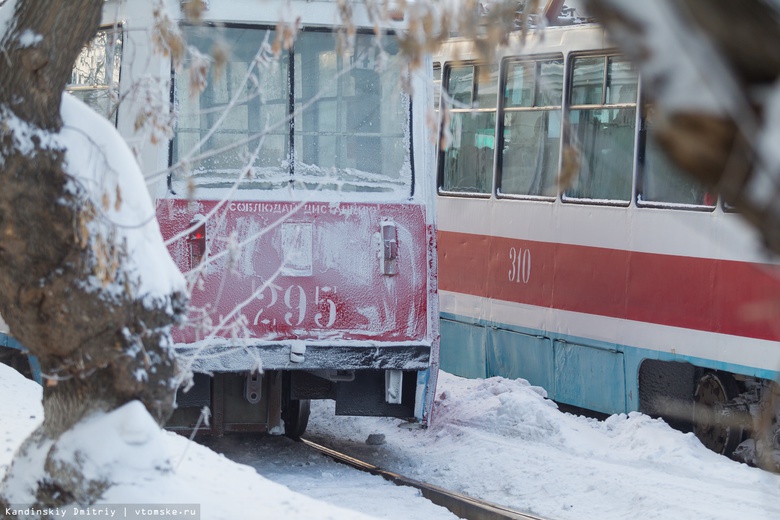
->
[0,0,186,508]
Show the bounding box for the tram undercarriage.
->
[639,360,780,469]
[168,368,423,439]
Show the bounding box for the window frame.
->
[437,61,499,199]
[496,53,564,202]
[66,23,124,126]
[168,22,414,197]
[561,51,639,208]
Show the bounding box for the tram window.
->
[563,56,637,204]
[67,26,123,124]
[498,58,563,198]
[570,56,603,105]
[173,26,287,190]
[293,32,409,192]
[439,64,498,195]
[449,67,474,107]
[171,26,411,195]
[638,105,716,208]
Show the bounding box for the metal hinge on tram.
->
[381,220,398,276]
[245,372,262,404]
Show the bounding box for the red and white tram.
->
[435,21,780,456]
[67,0,440,437]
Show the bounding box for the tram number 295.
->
[508,247,531,284]
[253,284,338,328]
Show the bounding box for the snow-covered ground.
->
[3,363,780,519]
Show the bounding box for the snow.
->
[17,29,41,48]
[3,363,780,519]
[0,364,374,520]
[0,106,56,164]
[58,94,186,303]
[309,373,780,519]
[0,1,18,46]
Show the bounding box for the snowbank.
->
[0,363,376,520]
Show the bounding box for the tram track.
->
[300,438,547,520]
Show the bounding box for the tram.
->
[435,20,780,457]
[0,0,439,437]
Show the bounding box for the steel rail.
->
[300,438,549,520]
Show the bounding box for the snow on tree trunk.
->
[0,0,187,510]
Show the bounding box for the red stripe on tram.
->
[438,230,780,342]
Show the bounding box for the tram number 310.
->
[508,247,531,284]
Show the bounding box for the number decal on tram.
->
[508,247,531,284]
[253,285,339,328]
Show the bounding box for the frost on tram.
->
[436,16,780,460]
[0,0,439,437]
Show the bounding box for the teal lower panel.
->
[552,340,626,414]
[488,329,553,392]
[440,313,780,416]
[440,319,487,378]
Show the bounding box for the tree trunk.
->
[0,0,186,508]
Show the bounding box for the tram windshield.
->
[170,26,412,196]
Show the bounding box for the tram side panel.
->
[439,206,780,414]
[435,27,780,436]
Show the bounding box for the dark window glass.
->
[448,66,474,107]
[504,62,534,108]
[292,32,409,192]
[606,56,638,105]
[538,60,563,106]
[570,56,604,105]
[639,105,715,207]
[442,112,496,193]
[474,64,498,109]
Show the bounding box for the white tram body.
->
[54,0,439,436]
[436,23,780,452]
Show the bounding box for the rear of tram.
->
[112,0,439,437]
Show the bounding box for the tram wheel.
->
[283,399,311,440]
[692,371,743,456]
